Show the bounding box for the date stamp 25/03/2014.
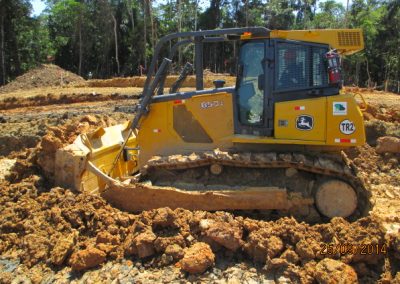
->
[320,243,388,256]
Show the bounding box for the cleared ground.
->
[0,67,399,283]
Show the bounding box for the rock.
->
[0,158,16,181]
[295,239,315,260]
[389,233,400,260]
[267,257,289,270]
[135,231,157,258]
[165,244,184,260]
[11,276,32,284]
[69,247,106,271]
[280,248,300,264]
[180,242,215,274]
[199,219,214,231]
[244,232,284,262]
[50,234,75,265]
[96,243,117,255]
[200,219,243,251]
[80,115,98,125]
[314,259,358,284]
[376,136,400,154]
[96,231,119,245]
[152,207,177,228]
[154,234,185,253]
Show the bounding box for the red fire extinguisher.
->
[325,49,342,87]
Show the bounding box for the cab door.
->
[272,40,332,142]
[234,39,274,136]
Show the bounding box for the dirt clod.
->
[200,219,243,251]
[50,233,76,265]
[314,258,358,284]
[179,242,215,274]
[376,136,400,153]
[69,247,106,271]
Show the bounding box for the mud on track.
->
[0,86,399,283]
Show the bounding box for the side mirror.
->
[258,74,265,90]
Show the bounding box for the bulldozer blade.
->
[55,122,138,193]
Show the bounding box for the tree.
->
[0,0,53,85]
[312,0,345,28]
[48,0,87,75]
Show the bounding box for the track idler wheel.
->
[210,163,223,175]
[315,179,358,218]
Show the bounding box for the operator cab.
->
[235,38,339,137]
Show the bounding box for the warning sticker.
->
[333,102,347,116]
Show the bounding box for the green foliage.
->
[312,0,345,28]
[0,0,398,92]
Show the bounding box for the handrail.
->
[352,92,368,112]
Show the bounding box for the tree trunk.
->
[355,60,360,86]
[245,0,248,26]
[112,14,120,75]
[0,14,5,85]
[128,0,135,30]
[366,58,372,88]
[127,0,135,74]
[193,0,198,64]
[194,0,198,31]
[148,0,155,53]
[78,19,82,76]
[177,0,182,67]
[143,0,147,70]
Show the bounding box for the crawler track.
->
[142,149,372,221]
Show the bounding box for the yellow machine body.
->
[136,93,365,166]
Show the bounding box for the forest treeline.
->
[0,0,399,92]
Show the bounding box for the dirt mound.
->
[0,64,84,94]
[345,144,399,199]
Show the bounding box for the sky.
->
[31,0,350,17]
[31,0,46,16]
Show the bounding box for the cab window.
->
[312,47,329,86]
[276,42,329,90]
[237,41,265,125]
[277,43,309,90]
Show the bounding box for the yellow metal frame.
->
[241,29,364,55]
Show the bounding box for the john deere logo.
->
[296,115,313,131]
[333,102,347,115]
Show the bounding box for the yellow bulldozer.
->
[56,27,370,221]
